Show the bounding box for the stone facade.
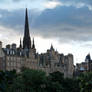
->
[74,54,92,76]
[0,8,74,78]
[0,43,74,77]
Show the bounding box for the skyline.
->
[0,0,92,64]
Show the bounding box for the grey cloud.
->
[45,0,92,10]
[0,8,39,31]
[32,6,92,28]
[31,6,92,42]
[0,5,92,43]
[32,25,92,43]
[58,0,92,9]
[0,9,24,31]
[58,0,92,4]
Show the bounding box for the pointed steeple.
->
[23,8,31,49]
[24,8,29,37]
[32,38,35,49]
[50,44,54,51]
[19,38,22,48]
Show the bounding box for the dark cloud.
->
[0,8,39,31]
[32,6,92,28]
[0,9,23,26]
[31,6,92,42]
[0,5,92,43]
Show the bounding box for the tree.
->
[0,70,16,92]
[46,71,80,92]
[45,71,64,92]
[63,78,80,92]
[11,68,47,92]
[78,72,92,92]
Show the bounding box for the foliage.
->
[0,68,92,92]
[78,72,92,92]
[11,68,47,92]
[0,70,16,92]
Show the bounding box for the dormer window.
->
[10,50,12,55]
[7,49,9,55]
[13,51,15,55]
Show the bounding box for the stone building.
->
[74,54,92,76]
[0,8,74,78]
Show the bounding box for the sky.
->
[0,0,92,64]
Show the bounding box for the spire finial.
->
[32,37,35,49]
[19,38,22,48]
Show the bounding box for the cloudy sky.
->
[0,0,92,64]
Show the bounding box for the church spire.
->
[32,38,35,49]
[23,8,31,49]
[24,8,29,37]
[19,38,22,48]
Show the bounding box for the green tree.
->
[11,68,47,92]
[0,70,16,92]
[45,71,64,92]
[78,72,92,92]
[46,71,80,92]
[63,78,80,92]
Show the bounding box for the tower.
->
[23,8,31,49]
[85,53,91,62]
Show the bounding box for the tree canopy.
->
[0,68,92,92]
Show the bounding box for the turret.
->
[50,44,54,51]
[19,38,22,49]
[32,38,35,49]
[85,53,91,62]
